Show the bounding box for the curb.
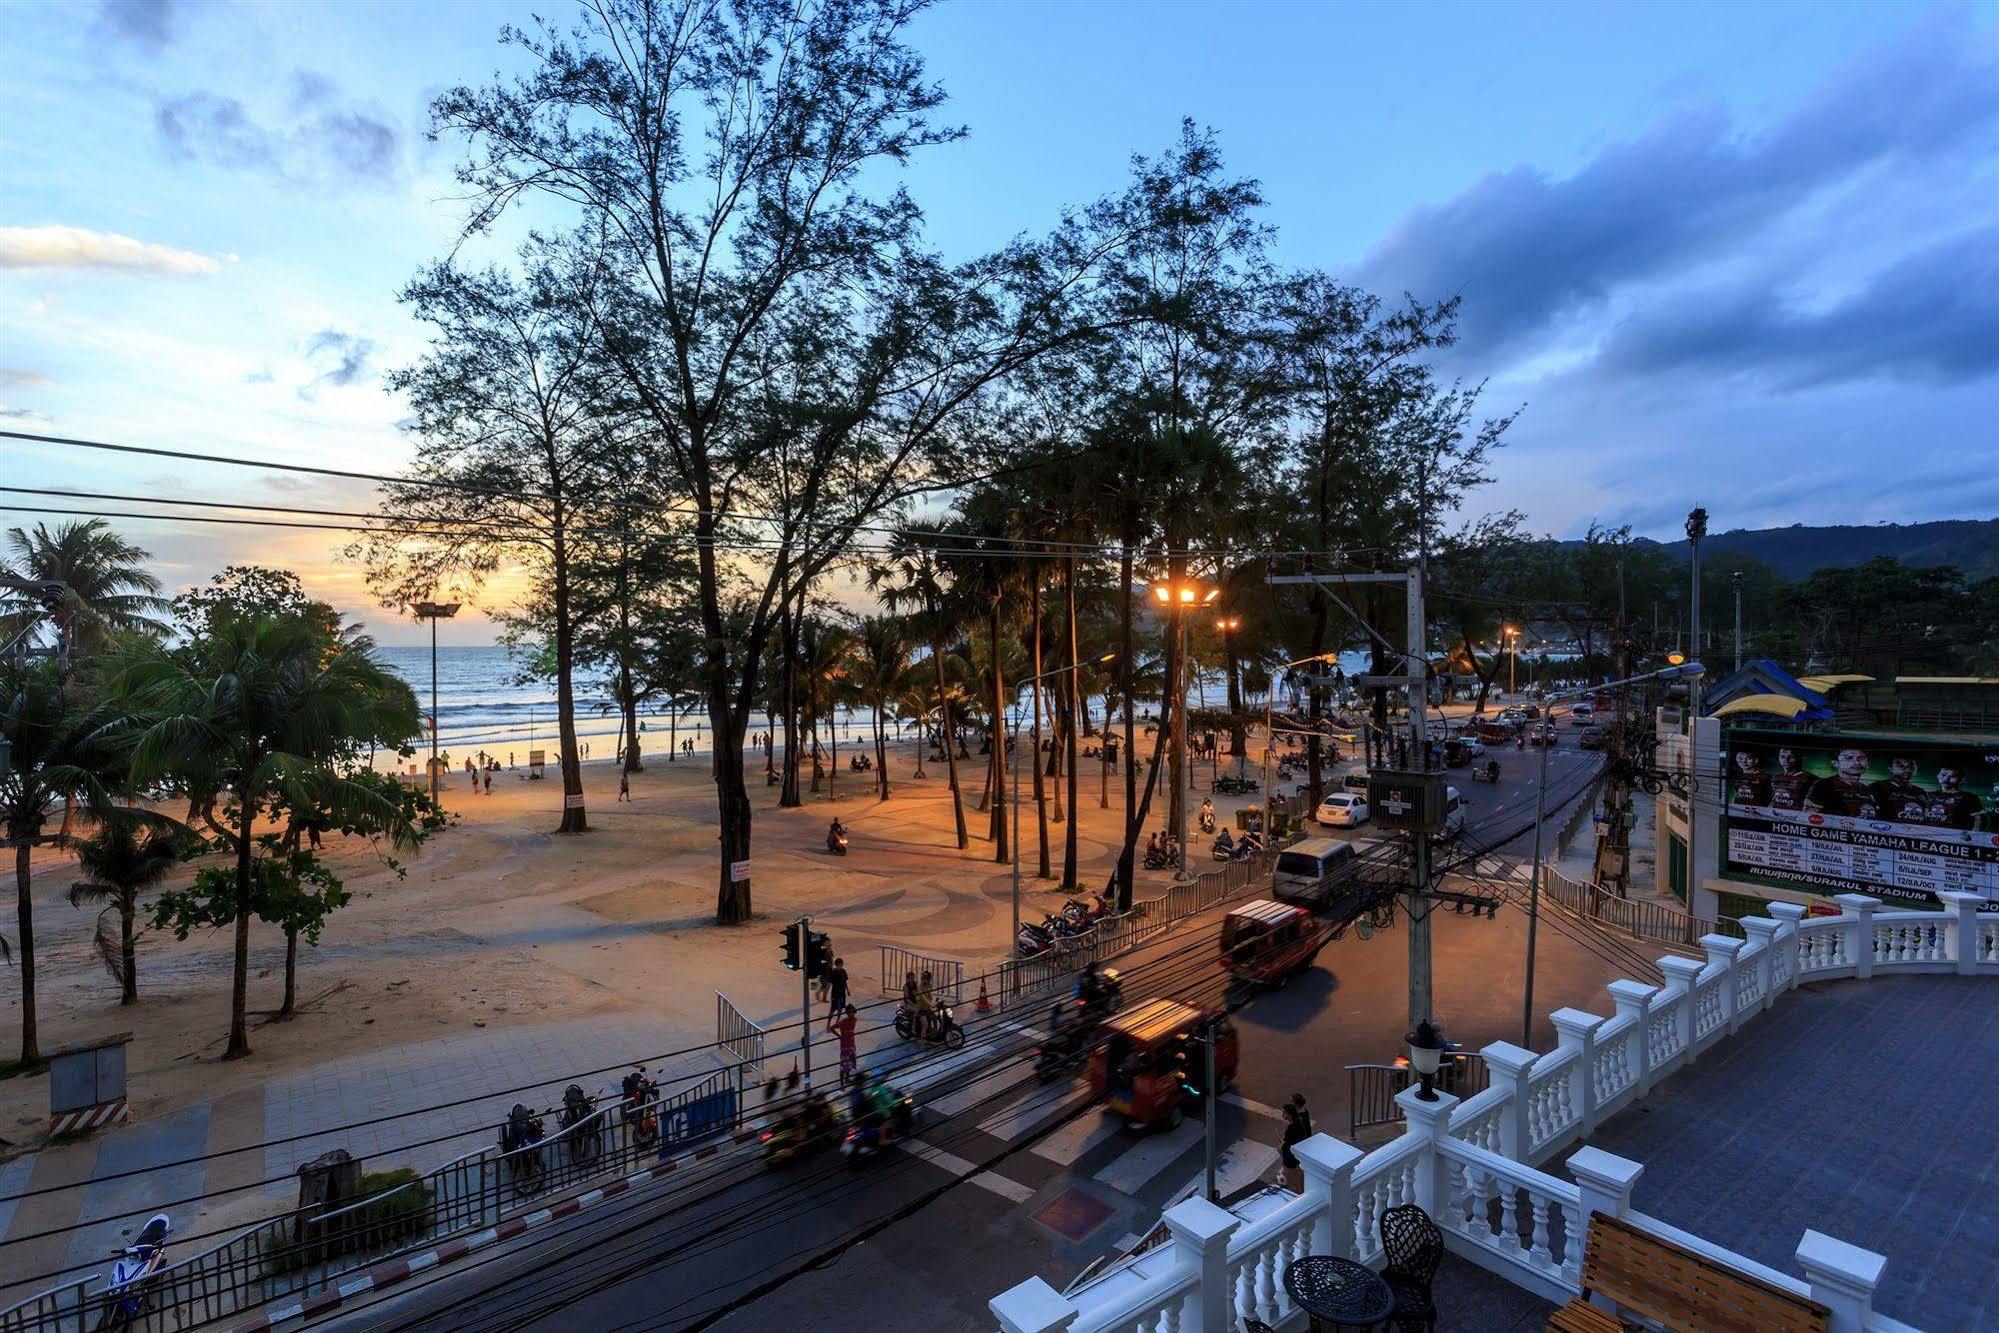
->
[231,1138,736,1331]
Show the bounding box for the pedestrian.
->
[508,751,515,769]
[483,766,492,794]
[1280,1101,1309,1193]
[584,742,590,759]
[618,770,631,802]
[826,956,849,1028]
[466,757,477,790]
[835,1005,859,1086]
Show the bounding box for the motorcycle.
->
[1197,808,1217,835]
[761,1090,843,1166]
[842,1082,918,1159]
[893,1000,967,1049]
[558,1083,602,1166]
[620,1068,660,1149]
[97,1214,170,1331]
[499,1104,548,1197]
[1034,1004,1094,1081]
[1472,760,1501,784]
[1142,844,1182,871]
[1017,921,1056,955]
[827,823,849,856]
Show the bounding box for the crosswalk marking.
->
[1032,1113,1123,1166]
[1221,1092,1286,1123]
[1171,1140,1280,1202]
[1093,1120,1203,1195]
[899,1139,1035,1203]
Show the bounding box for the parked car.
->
[1315,792,1371,827]
[1458,734,1486,757]
[1341,770,1371,795]
[1439,786,1467,838]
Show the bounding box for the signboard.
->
[1368,769,1447,833]
[565,793,584,809]
[528,749,546,780]
[730,860,751,883]
[1720,728,1999,908]
[659,1081,736,1159]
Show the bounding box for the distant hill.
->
[1644,519,1999,581]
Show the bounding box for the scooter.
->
[760,1091,843,1166]
[1142,845,1182,871]
[97,1214,170,1331]
[1472,760,1501,784]
[827,824,849,856]
[893,1001,967,1050]
[499,1104,547,1197]
[1016,922,1056,955]
[620,1067,660,1149]
[1034,1005,1094,1081]
[558,1084,601,1165]
[842,1083,918,1159]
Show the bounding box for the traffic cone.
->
[975,979,991,1013]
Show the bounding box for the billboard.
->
[1720,728,1999,908]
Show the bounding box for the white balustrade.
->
[1447,1086,1508,1153]
[1523,1047,1579,1158]
[1347,1136,1422,1263]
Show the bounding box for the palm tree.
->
[851,617,909,801]
[69,815,184,1005]
[126,610,420,1059]
[2,520,168,650]
[871,539,972,850]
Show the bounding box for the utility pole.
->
[1203,1014,1220,1202]
[1684,508,1708,912]
[1732,571,1744,673]
[799,914,813,1088]
[413,601,460,806]
[1405,562,1433,1029]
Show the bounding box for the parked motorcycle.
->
[499,1104,548,1197]
[893,1000,967,1049]
[1142,845,1182,871]
[96,1214,170,1331]
[621,1067,660,1149]
[558,1083,602,1166]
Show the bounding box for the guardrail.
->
[877,947,966,1005]
[715,990,766,1076]
[1541,867,1742,946]
[1346,1053,1490,1137]
[1,1071,741,1333]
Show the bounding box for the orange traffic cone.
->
[975,978,991,1013]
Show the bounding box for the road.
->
[326,740,1618,1332]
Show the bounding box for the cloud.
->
[1592,225,1999,390]
[96,0,177,53]
[1358,18,1999,361]
[0,405,52,423]
[155,73,401,183]
[0,370,52,389]
[300,329,376,398]
[0,225,220,276]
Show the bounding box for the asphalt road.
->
[328,739,1619,1333]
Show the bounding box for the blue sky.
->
[3,0,1995,643]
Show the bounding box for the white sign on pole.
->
[565,793,584,809]
[730,860,751,883]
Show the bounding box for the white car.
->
[1569,703,1595,723]
[1315,792,1371,828]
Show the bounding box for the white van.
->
[1440,786,1467,839]
[1273,838,1357,905]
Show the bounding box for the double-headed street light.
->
[1504,625,1520,695]
[1151,581,1219,884]
[1011,651,1118,954]
[412,601,460,805]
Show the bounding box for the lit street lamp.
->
[1504,625,1520,695]
[1152,581,1219,883]
[412,601,460,805]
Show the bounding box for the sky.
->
[2,0,1995,644]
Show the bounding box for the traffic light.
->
[778,923,802,971]
[805,930,832,980]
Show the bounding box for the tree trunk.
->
[988,599,1009,863]
[1063,560,1081,891]
[1030,580,1050,880]
[932,614,968,849]
[226,796,256,1059]
[13,840,37,1065]
[1115,513,1139,908]
[622,659,644,772]
[875,701,890,800]
[280,927,298,1019]
[120,900,138,1005]
[780,603,803,808]
[553,521,589,835]
[1225,630,1246,772]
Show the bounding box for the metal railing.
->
[1541,867,1743,946]
[1347,1053,1490,1137]
[715,990,766,1076]
[877,947,965,1005]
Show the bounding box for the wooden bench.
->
[1547,1213,1830,1333]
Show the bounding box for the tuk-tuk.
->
[1089,998,1239,1131]
[1220,899,1332,987]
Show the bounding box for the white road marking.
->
[899,1139,1035,1203]
[1032,1112,1124,1166]
[1171,1140,1280,1202]
[1221,1091,1286,1123]
[1093,1119,1204,1195]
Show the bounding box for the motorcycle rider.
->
[1213,826,1236,860]
[827,817,849,854]
[1199,796,1217,833]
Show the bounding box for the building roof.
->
[1796,674,1875,693]
[1702,658,1834,721]
[1713,695,1813,720]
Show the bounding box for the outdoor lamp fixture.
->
[1666,651,1685,666]
[1151,582,1222,606]
[1406,1020,1447,1101]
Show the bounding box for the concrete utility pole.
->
[1684,508,1708,909]
[1732,571,1744,673]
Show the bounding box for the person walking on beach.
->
[508,752,514,769]
[483,765,492,795]
[466,757,477,790]
[825,956,849,1029]
[618,770,631,802]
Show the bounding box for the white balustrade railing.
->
[995,889,1996,1333]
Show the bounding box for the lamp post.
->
[1406,1020,1447,1101]
[412,601,460,805]
[1152,581,1219,883]
[1012,652,1118,954]
[1505,626,1519,695]
[1262,651,1338,810]
[1732,571,1744,673]
[1684,506,1708,927]
[1215,615,1242,780]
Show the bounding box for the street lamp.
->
[412,601,460,805]
[1012,651,1118,955]
[1504,625,1520,695]
[1406,1020,1447,1101]
[1150,581,1219,883]
[1731,571,1744,673]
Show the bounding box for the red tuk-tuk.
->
[1089,998,1239,1131]
[1220,899,1333,987]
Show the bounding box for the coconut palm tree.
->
[2,520,168,650]
[125,609,420,1058]
[850,617,909,801]
[69,815,185,1005]
[870,538,974,850]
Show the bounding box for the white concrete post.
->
[1739,918,1780,1012]
[1549,1008,1604,1137]
[1479,1041,1538,1162]
[1606,980,1656,1097]
[1765,902,1806,989]
[1393,1083,1460,1215]
[1165,1196,1241,1333]
[1794,1230,1887,1333]
[1568,1147,1645,1315]
[1938,891,1980,975]
[1657,955,1704,1070]
[990,1277,1078,1333]
[1834,893,1879,978]
[1700,934,1745,1033]
[1295,1134,1364,1260]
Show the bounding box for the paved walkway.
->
[1580,974,1999,1332]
